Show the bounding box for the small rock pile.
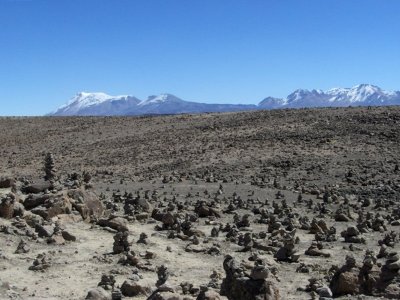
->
[220,255,280,300]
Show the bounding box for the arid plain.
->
[1,107,400,299]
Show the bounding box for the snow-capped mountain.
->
[138,94,183,106]
[50,93,256,116]
[51,92,140,116]
[127,94,256,115]
[259,84,400,109]
[325,84,398,104]
[49,84,400,116]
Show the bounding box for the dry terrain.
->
[0,106,400,299]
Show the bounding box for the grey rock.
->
[85,287,110,300]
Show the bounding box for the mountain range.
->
[50,84,400,116]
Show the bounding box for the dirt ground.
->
[0,106,399,299]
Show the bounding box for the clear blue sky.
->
[1,0,399,115]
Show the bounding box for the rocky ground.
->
[0,106,399,300]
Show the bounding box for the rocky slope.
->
[1,106,400,299]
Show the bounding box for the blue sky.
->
[1,0,399,115]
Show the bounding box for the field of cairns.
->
[1,106,400,300]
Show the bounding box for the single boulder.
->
[47,194,72,218]
[85,287,110,300]
[23,181,52,194]
[330,256,361,296]
[35,224,55,238]
[23,194,49,210]
[197,289,224,300]
[0,193,16,219]
[0,177,15,189]
[221,256,280,300]
[62,230,77,241]
[331,270,360,296]
[68,189,104,220]
[98,216,129,232]
[121,280,152,297]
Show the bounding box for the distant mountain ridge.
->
[50,93,257,116]
[49,84,400,116]
[259,84,400,109]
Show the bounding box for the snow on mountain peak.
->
[50,84,400,116]
[138,93,182,106]
[75,92,113,103]
[347,84,382,102]
[325,84,388,103]
[53,92,133,116]
[287,89,312,102]
[59,92,130,109]
[259,84,400,108]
